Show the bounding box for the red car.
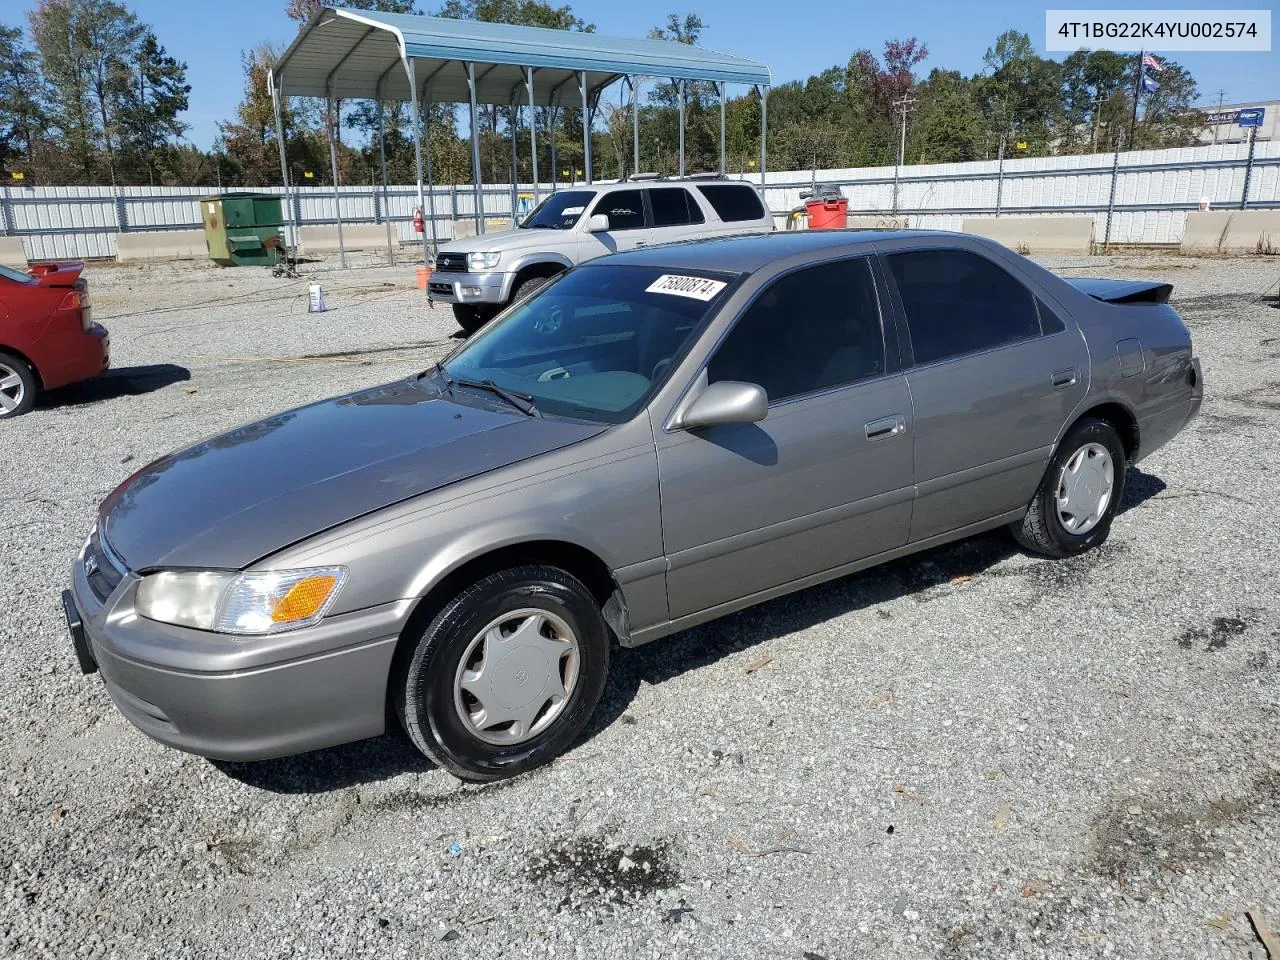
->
[0,262,109,418]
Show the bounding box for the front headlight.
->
[135,566,348,636]
[466,251,501,270]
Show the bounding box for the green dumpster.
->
[200,192,285,266]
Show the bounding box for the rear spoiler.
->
[1065,277,1172,305]
[27,262,85,287]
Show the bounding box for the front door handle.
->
[1052,367,1078,389]
[865,415,906,440]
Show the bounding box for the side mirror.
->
[586,213,610,233]
[679,381,768,430]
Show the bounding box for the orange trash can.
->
[805,197,848,230]
[416,267,431,289]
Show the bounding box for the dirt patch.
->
[526,834,678,908]
[1090,769,1280,885]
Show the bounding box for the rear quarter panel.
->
[1075,298,1196,462]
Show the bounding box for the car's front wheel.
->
[452,304,498,336]
[394,565,611,781]
[1011,417,1127,558]
[0,351,37,419]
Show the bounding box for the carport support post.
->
[509,102,519,226]
[579,71,592,185]
[718,82,726,176]
[325,93,347,269]
[631,77,640,175]
[1240,126,1257,210]
[550,106,558,194]
[422,93,438,254]
[525,68,539,203]
[677,79,686,177]
[759,85,768,185]
[376,99,393,265]
[269,71,297,252]
[466,61,485,234]
[404,57,430,273]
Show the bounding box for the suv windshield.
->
[520,190,597,230]
[441,264,737,424]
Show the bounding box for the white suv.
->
[427,176,774,333]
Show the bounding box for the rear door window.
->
[648,188,705,227]
[886,249,1041,365]
[591,190,646,231]
[696,184,767,222]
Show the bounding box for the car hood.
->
[438,228,568,256]
[99,378,606,570]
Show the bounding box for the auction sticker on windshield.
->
[645,274,728,301]
[561,206,585,216]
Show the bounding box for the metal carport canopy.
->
[272,8,772,105]
[269,7,771,275]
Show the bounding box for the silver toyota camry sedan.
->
[64,231,1202,781]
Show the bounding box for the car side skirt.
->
[622,508,1027,648]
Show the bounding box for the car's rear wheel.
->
[0,351,37,419]
[452,304,498,336]
[394,565,611,781]
[1011,417,1127,558]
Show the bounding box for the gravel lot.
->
[2,251,1278,960]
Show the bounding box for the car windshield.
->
[441,264,737,424]
[519,190,597,230]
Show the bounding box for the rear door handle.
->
[1052,367,1077,389]
[865,415,906,440]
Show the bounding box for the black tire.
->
[452,303,498,336]
[0,350,38,419]
[394,565,611,781]
[1011,417,1127,559]
[512,274,554,304]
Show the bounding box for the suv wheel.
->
[0,351,37,419]
[512,274,554,304]
[394,565,611,781]
[452,304,498,336]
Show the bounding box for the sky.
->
[5,0,1276,149]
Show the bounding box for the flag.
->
[1142,53,1165,72]
[1141,74,1161,94]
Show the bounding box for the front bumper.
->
[426,270,513,306]
[65,548,408,761]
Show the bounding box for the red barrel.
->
[805,198,848,229]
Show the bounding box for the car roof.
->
[585,177,758,194]
[586,229,950,274]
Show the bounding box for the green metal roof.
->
[272,7,771,105]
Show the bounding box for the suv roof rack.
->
[622,172,663,182]
[680,172,729,181]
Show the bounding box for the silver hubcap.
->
[453,608,580,746]
[0,362,25,416]
[1056,442,1114,535]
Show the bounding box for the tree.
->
[913,69,982,163]
[975,29,1063,155]
[117,32,190,183]
[28,0,190,184]
[0,24,47,176]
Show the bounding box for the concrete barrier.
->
[1180,210,1280,255]
[449,218,516,241]
[116,229,209,261]
[847,215,909,230]
[962,215,1095,255]
[300,223,392,254]
[0,237,27,267]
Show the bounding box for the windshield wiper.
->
[452,376,540,417]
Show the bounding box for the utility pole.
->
[1212,89,1227,145]
[1091,94,1105,154]
[891,94,917,216]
